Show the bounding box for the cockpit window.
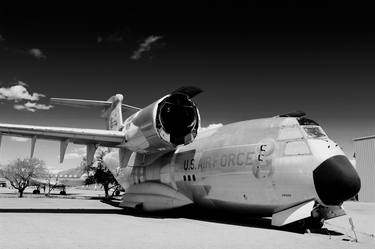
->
[303,126,327,138]
[297,117,319,126]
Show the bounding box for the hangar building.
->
[353,135,375,202]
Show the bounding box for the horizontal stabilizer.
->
[50,97,141,112]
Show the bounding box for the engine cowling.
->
[122,93,200,153]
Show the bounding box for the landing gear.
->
[60,186,67,195]
[306,203,345,230]
[291,216,324,231]
[285,216,324,233]
[303,217,324,230]
[33,186,41,194]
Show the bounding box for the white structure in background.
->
[353,136,375,202]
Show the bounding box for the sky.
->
[1,4,375,171]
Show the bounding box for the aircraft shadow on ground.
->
[0,198,343,236]
[0,192,83,198]
[105,200,344,236]
[0,193,108,201]
[0,209,124,214]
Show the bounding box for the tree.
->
[82,148,119,200]
[44,174,59,196]
[0,158,46,197]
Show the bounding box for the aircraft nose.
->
[313,155,361,205]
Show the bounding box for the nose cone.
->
[313,155,361,205]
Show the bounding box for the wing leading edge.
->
[0,123,125,164]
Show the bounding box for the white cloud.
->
[64,153,83,160]
[13,102,53,112]
[63,147,86,160]
[131,35,162,60]
[28,48,46,60]
[0,82,53,112]
[10,137,29,142]
[198,123,223,133]
[0,39,46,61]
[60,146,110,162]
[0,83,45,101]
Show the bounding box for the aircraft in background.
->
[0,86,361,228]
[30,173,87,195]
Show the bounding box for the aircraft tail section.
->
[51,95,141,131]
[103,94,124,131]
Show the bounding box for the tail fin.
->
[50,94,140,131]
[103,94,123,131]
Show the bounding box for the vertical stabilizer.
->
[103,94,124,131]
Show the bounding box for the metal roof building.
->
[353,135,375,202]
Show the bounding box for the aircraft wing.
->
[0,123,125,163]
[30,177,86,188]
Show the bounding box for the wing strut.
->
[60,139,69,163]
[30,136,37,158]
[86,144,97,166]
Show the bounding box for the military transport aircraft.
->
[0,87,361,228]
[30,173,87,195]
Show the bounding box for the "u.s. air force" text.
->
[183,151,256,171]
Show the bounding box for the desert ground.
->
[0,187,374,249]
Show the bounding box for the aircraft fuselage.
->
[104,116,361,221]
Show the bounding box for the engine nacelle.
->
[122,93,200,153]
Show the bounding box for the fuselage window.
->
[183,174,197,182]
[284,141,310,155]
[278,125,304,140]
